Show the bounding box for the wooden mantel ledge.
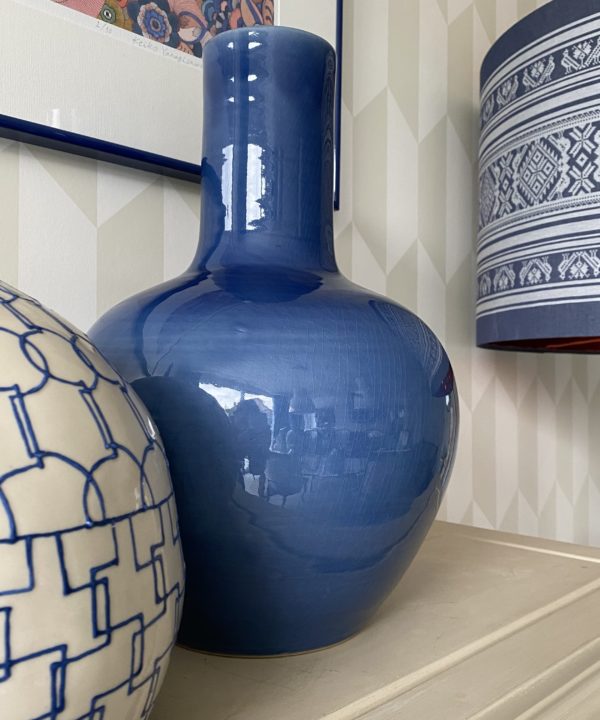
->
[152,521,600,719]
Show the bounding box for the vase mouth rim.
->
[206,24,335,57]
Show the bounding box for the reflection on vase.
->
[93,273,458,655]
[89,26,459,655]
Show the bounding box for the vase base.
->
[175,629,362,659]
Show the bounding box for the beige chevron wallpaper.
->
[4,0,599,546]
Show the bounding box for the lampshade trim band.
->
[478,277,600,316]
[479,232,600,274]
[481,74,600,164]
[481,0,600,88]
[477,298,600,350]
[481,20,600,133]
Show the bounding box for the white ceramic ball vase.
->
[0,281,185,720]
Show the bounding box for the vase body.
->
[0,281,185,718]
[89,26,458,656]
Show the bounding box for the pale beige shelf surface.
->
[151,521,600,719]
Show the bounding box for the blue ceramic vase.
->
[89,26,458,656]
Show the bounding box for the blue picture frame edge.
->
[0,112,202,183]
[0,0,343,207]
[334,0,343,211]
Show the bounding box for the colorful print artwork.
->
[52,0,275,57]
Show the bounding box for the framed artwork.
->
[0,0,343,207]
[53,0,276,57]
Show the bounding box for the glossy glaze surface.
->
[89,26,458,655]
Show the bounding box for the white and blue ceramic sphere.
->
[0,281,185,719]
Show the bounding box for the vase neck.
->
[189,27,338,274]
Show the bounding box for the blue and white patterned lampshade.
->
[477,0,600,352]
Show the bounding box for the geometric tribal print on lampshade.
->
[477,0,600,352]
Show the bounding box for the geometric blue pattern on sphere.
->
[0,281,184,719]
[477,0,600,348]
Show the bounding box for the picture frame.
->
[0,0,343,207]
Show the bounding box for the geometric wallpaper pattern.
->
[3,0,600,547]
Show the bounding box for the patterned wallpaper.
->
[5,0,599,547]
[342,0,598,548]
